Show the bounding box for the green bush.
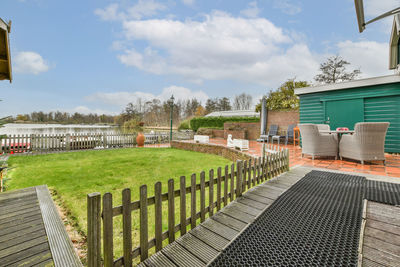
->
[178,119,191,130]
[190,116,260,131]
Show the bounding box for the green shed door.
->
[325,99,364,130]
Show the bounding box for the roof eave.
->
[295,74,400,95]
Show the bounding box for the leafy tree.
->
[205,98,218,114]
[233,93,252,110]
[217,97,232,111]
[122,118,143,133]
[255,79,310,112]
[315,55,361,84]
[194,106,206,117]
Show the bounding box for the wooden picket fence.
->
[87,148,289,267]
[0,133,139,154]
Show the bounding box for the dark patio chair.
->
[284,124,297,145]
[271,124,297,145]
[266,125,278,143]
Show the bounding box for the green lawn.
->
[7,148,232,262]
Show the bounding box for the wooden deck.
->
[0,186,82,266]
[138,167,310,267]
[360,201,400,267]
[138,166,400,267]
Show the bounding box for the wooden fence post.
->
[217,167,222,211]
[180,176,187,236]
[230,164,235,201]
[190,174,196,229]
[209,169,214,216]
[200,171,206,222]
[167,179,175,243]
[122,188,132,267]
[223,166,228,207]
[140,185,148,261]
[236,161,242,197]
[87,192,101,267]
[242,161,247,193]
[66,134,71,151]
[154,182,162,252]
[103,193,114,267]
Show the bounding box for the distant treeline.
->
[12,93,254,126]
[13,111,115,124]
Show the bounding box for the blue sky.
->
[0,0,397,116]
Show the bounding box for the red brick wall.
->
[212,129,225,138]
[267,110,299,134]
[223,129,246,139]
[171,141,253,162]
[224,122,259,140]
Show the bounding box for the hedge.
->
[190,116,260,131]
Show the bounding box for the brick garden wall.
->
[267,110,299,134]
[224,122,260,140]
[171,141,253,162]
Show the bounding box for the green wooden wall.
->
[299,82,400,153]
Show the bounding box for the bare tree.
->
[233,93,252,110]
[315,55,361,84]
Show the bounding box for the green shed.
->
[295,75,400,153]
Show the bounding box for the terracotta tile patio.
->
[206,138,400,178]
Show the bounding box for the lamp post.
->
[169,95,174,143]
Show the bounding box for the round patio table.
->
[320,130,355,159]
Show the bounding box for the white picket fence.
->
[0,133,137,154]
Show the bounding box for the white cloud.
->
[182,0,195,6]
[116,11,319,85]
[70,106,117,115]
[94,0,166,21]
[14,51,49,74]
[337,40,392,78]
[273,0,302,15]
[86,85,209,107]
[240,1,260,18]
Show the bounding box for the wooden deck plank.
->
[366,219,400,236]
[363,236,400,257]
[143,251,177,267]
[364,227,400,247]
[363,246,400,266]
[247,186,281,199]
[229,201,261,216]
[259,184,286,193]
[211,212,248,231]
[0,242,50,266]
[201,218,239,240]
[0,229,47,251]
[0,201,39,215]
[9,249,53,267]
[0,224,44,243]
[176,233,219,263]
[0,213,43,233]
[0,235,49,259]
[161,242,204,267]
[0,208,42,226]
[36,185,82,267]
[261,182,290,190]
[235,196,266,210]
[0,205,42,220]
[362,258,384,267]
[242,191,274,204]
[189,225,229,251]
[220,206,255,224]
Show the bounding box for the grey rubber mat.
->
[366,180,400,206]
[208,170,366,267]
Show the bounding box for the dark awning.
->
[0,18,12,82]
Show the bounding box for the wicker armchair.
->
[316,124,330,132]
[339,122,389,165]
[298,124,338,160]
